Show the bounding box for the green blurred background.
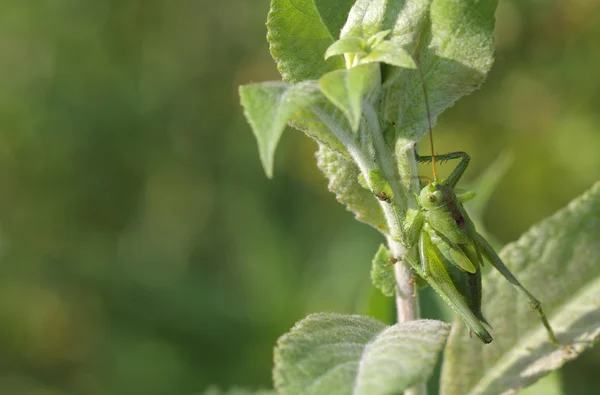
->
[0,0,599,394]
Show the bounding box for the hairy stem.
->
[387,224,425,395]
[387,237,419,321]
[392,250,426,395]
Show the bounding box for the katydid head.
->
[418,182,451,210]
[419,182,441,209]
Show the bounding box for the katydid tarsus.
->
[396,65,559,345]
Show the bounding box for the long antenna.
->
[415,62,437,180]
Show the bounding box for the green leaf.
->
[316,144,387,233]
[383,0,499,141]
[319,64,379,132]
[361,40,416,68]
[442,181,600,395]
[324,37,366,60]
[314,0,357,40]
[371,244,396,296]
[239,81,320,178]
[267,0,344,82]
[274,313,450,395]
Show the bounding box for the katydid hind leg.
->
[467,270,490,327]
[416,151,470,188]
[421,230,493,344]
[474,232,560,345]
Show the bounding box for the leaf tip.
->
[262,160,274,179]
[257,142,276,179]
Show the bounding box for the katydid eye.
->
[427,195,435,202]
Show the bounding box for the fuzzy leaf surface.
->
[267,0,344,82]
[371,244,396,296]
[274,313,449,395]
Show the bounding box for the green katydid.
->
[397,66,559,345]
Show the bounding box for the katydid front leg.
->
[417,151,470,188]
[402,208,425,249]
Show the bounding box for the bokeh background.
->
[0,0,599,394]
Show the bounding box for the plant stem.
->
[387,236,427,395]
[387,237,420,321]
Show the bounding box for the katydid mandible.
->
[398,66,559,345]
